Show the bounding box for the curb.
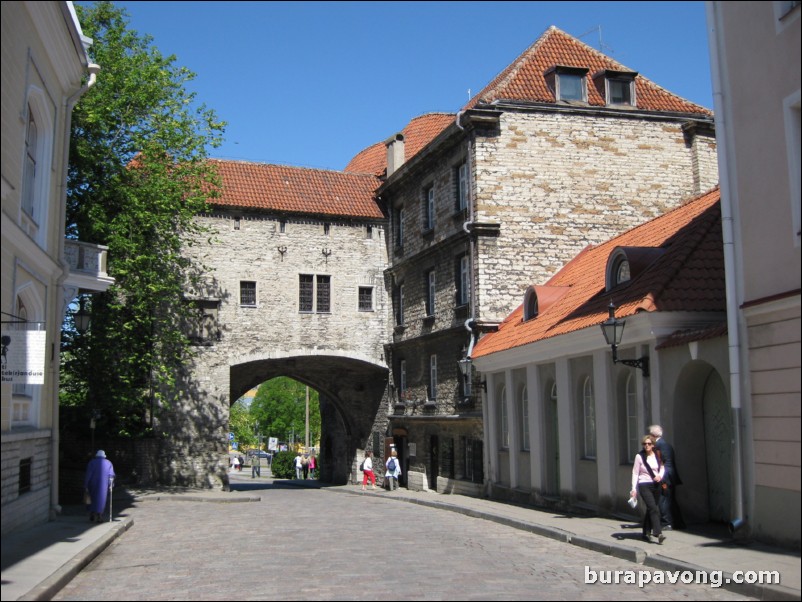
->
[17,517,134,602]
[132,494,261,503]
[328,486,801,601]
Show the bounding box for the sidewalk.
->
[1,477,799,601]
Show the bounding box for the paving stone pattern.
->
[53,486,755,601]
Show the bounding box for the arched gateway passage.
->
[230,353,388,484]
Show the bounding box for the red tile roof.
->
[207,159,384,219]
[472,187,724,358]
[464,26,712,116]
[344,113,455,176]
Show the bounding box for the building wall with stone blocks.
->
[1,432,51,534]
[473,110,718,322]
[171,211,390,486]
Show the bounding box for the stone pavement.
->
[1,473,799,601]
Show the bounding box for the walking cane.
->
[109,477,114,522]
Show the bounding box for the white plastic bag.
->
[627,496,638,509]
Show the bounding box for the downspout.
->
[52,62,100,517]
[706,2,746,534]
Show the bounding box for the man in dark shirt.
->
[649,424,683,530]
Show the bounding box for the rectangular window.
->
[463,437,483,483]
[559,73,585,101]
[324,223,330,235]
[299,275,314,312]
[456,162,469,211]
[429,354,438,400]
[425,269,436,316]
[240,281,256,306]
[399,360,407,399]
[424,185,435,230]
[316,275,330,313]
[456,254,470,306]
[395,284,405,326]
[279,220,286,233]
[19,457,32,495]
[395,207,405,248]
[366,225,373,239]
[608,78,633,105]
[358,286,373,312]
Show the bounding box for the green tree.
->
[250,378,321,448]
[229,398,257,450]
[61,2,225,438]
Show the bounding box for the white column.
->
[484,372,499,484]
[506,369,519,489]
[526,363,543,491]
[555,357,575,494]
[593,349,616,503]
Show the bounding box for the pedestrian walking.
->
[302,454,310,479]
[649,424,685,530]
[294,452,303,479]
[631,435,666,544]
[361,450,376,491]
[308,454,316,479]
[84,450,115,524]
[230,455,239,472]
[385,449,401,491]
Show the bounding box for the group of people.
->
[293,452,316,479]
[229,454,246,472]
[359,449,402,491]
[630,424,683,544]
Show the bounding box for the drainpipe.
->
[706,2,746,535]
[52,62,100,517]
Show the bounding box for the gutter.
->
[706,1,747,535]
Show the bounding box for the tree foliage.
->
[229,398,257,450]
[250,378,321,448]
[61,2,225,438]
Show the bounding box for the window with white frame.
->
[22,108,37,219]
[500,385,509,449]
[582,376,596,459]
[399,360,407,400]
[456,254,470,307]
[424,185,435,230]
[11,297,36,427]
[456,162,469,211]
[429,355,438,400]
[520,385,530,450]
[425,269,436,316]
[20,91,53,245]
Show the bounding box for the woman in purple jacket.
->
[84,450,115,523]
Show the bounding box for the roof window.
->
[605,246,665,291]
[593,69,638,107]
[545,66,589,103]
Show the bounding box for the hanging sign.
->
[1,329,47,385]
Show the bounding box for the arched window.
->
[20,90,54,246]
[500,385,509,449]
[582,376,596,459]
[520,385,530,450]
[22,108,37,218]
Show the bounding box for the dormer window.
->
[605,246,665,291]
[546,66,589,103]
[593,69,638,107]
[524,287,539,321]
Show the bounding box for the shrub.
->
[271,451,296,479]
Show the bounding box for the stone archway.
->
[230,353,389,485]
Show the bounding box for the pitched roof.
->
[472,187,724,359]
[344,113,455,176]
[464,26,712,115]
[207,159,384,219]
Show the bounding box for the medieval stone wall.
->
[474,110,719,322]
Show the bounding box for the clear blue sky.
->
[104,1,713,171]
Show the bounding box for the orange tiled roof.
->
[472,187,724,358]
[464,26,712,115]
[207,159,383,219]
[344,113,455,176]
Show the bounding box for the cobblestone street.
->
[53,482,755,601]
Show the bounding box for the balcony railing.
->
[64,239,114,293]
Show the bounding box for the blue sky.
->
[104,1,713,171]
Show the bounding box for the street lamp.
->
[600,302,649,376]
[73,295,91,334]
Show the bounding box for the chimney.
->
[385,133,405,177]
